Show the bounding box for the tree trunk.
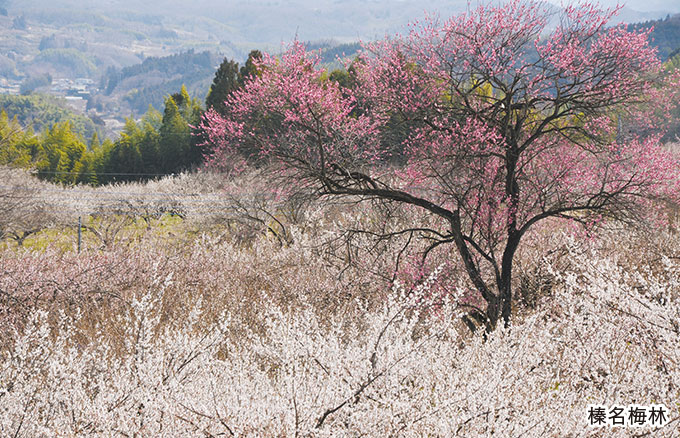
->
[499,266,513,329]
[483,295,498,332]
[498,234,520,328]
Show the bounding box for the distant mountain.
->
[7,0,473,46]
[628,13,680,60]
[6,1,677,58]
[101,50,220,114]
[2,0,679,121]
[615,6,677,23]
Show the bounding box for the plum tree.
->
[200,0,680,330]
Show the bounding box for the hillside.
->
[100,50,220,114]
[3,0,676,86]
[628,13,680,60]
[2,3,680,436]
[0,94,103,139]
[0,0,678,131]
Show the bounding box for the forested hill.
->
[628,13,680,60]
[100,51,220,114]
[0,94,101,139]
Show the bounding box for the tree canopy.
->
[0,85,204,185]
[205,51,264,117]
[200,0,680,330]
[205,58,240,116]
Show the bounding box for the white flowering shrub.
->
[1,222,678,436]
[0,166,65,246]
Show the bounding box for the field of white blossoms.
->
[1,167,679,437]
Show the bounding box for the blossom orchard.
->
[201,0,680,330]
[2,228,679,436]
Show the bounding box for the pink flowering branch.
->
[199,1,680,331]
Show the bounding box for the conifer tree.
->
[0,110,32,167]
[206,58,240,116]
[100,118,144,183]
[137,106,162,175]
[160,96,189,174]
[239,50,263,86]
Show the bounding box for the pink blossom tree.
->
[200,0,680,331]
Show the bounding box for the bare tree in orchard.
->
[0,167,58,246]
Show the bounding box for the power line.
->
[34,200,276,210]
[0,202,304,217]
[31,170,186,177]
[7,206,282,217]
[0,195,295,206]
[0,184,264,196]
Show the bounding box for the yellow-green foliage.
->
[2,213,188,254]
[0,110,40,167]
[0,85,202,187]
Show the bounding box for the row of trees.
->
[0,85,201,184]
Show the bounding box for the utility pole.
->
[78,216,82,254]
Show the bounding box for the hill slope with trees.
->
[629,13,680,60]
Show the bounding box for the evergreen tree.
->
[88,132,100,151]
[238,50,263,86]
[91,137,114,184]
[160,85,203,173]
[205,58,240,115]
[37,122,86,184]
[159,96,189,174]
[0,110,32,167]
[328,69,352,89]
[137,106,162,175]
[100,118,144,183]
[73,133,102,185]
